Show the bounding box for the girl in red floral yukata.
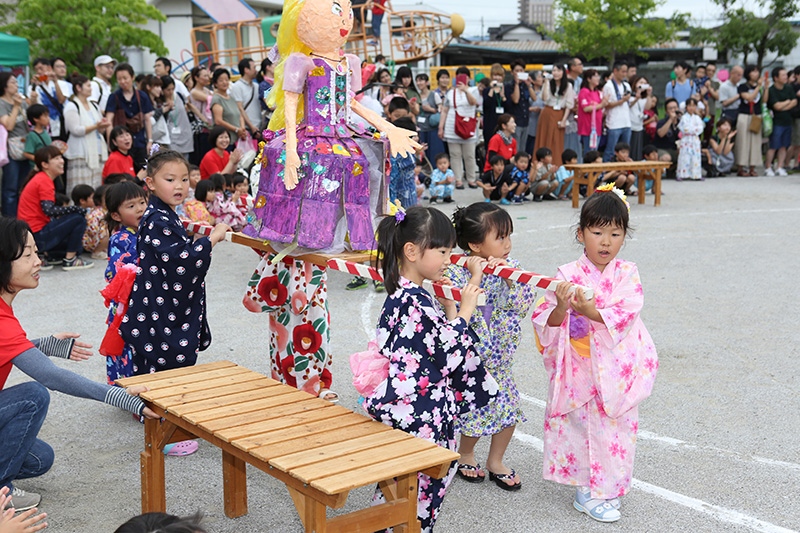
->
[531,186,658,523]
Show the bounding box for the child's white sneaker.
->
[574,487,621,523]
[776,167,788,176]
[764,167,776,177]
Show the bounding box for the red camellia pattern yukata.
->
[243,253,332,396]
[364,277,498,532]
[531,254,658,500]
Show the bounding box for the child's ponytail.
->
[375,206,456,294]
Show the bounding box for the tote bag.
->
[453,90,477,140]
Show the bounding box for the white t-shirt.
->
[602,78,631,130]
[28,81,64,137]
[173,78,190,101]
[718,80,740,112]
[90,77,113,113]
[629,98,646,132]
[442,86,482,143]
[230,78,262,130]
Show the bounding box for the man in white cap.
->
[91,55,116,112]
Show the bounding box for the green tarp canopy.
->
[0,32,30,66]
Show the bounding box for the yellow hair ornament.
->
[595,183,630,212]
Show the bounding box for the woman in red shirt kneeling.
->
[17,146,93,270]
[199,126,242,179]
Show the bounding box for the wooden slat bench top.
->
[565,161,672,208]
[118,361,458,532]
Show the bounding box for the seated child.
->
[232,173,252,217]
[554,149,577,200]
[479,154,516,205]
[532,147,559,201]
[640,144,660,192]
[414,161,427,201]
[207,173,246,230]
[580,150,602,197]
[76,184,110,259]
[23,104,52,162]
[600,142,636,194]
[183,179,216,225]
[429,152,455,204]
[509,151,531,203]
[703,117,736,177]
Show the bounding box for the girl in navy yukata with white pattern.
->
[360,206,498,532]
[120,149,230,376]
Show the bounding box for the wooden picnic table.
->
[117,361,459,532]
[564,161,672,208]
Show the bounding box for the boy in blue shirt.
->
[508,151,531,203]
[554,149,577,200]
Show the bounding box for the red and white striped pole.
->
[450,254,594,299]
[326,258,485,305]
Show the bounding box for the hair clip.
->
[595,183,631,212]
[387,199,406,224]
[148,143,161,157]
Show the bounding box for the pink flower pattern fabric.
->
[208,192,246,231]
[364,277,498,532]
[531,253,658,499]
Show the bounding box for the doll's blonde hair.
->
[267,0,312,132]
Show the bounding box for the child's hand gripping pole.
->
[450,254,595,299]
[326,258,487,305]
[181,220,233,242]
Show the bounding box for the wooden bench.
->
[564,161,672,208]
[117,361,459,533]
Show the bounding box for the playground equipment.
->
[187,3,463,73]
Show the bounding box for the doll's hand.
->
[284,148,301,190]
[386,126,421,158]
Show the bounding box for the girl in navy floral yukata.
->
[446,202,535,491]
[361,206,498,532]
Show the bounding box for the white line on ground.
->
[360,290,377,338]
[512,431,797,533]
[519,393,800,472]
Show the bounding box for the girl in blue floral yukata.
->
[361,206,498,532]
[446,203,535,491]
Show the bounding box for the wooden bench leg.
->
[392,472,420,533]
[141,417,166,513]
[303,494,327,533]
[222,450,248,518]
[654,169,663,206]
[638,174,646,204]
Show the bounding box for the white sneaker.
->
[764,168,775,177]
[776,167,788,176]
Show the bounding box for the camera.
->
[517,72,529,81]
[491,80,500,87]
[544,73,552,80]
[640,84,650,91]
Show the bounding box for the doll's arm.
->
[350,99,420,157]
[283,91,301,190]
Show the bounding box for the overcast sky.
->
[402,0,728,38]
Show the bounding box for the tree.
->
[689,0,799,69]
[2,0,167,74]
[550,0,688,66]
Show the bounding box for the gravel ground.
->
[8,174,800,532]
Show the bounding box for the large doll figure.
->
[243,0,417,254]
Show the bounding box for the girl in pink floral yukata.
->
[531,185,658,523]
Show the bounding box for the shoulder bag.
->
[453,89,477,140]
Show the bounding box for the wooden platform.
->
[564,161,672,208]
[117,361,459,532]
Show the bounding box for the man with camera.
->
[601,60,633,161]
[655,97,681,178]
[504,60,535,149]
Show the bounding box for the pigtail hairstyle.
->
[375,206,456,294]
[452,202,513,252]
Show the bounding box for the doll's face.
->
[298,0,354,51]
